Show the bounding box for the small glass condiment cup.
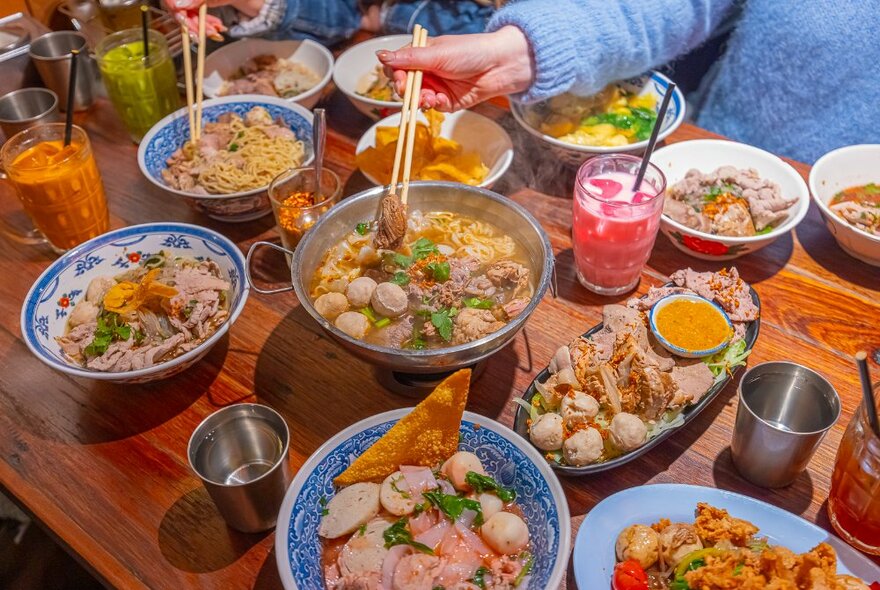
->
[269,166,342,251]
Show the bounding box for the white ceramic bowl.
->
[510,71,686,167]
[648,293,733,358]
[809,144,880,266]
[138,95,314,223]
[202,38,334,109]
[332,34,409,120]
[275,409,571,590]
[20,223,249,384]
[652,139,810,260]
[355,109,514,189]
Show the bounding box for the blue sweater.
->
[487,0,880,163]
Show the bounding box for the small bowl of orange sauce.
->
[649,293,733,358]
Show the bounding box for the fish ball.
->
[474,492,504,520]
[314,292,349,320]
[529,413,564,451]
[561,391,599,429]
[441,451,486,491]
[346,277,378,308]
[615,524,659,569]
[562,428,603,466]
[371,282,408,318]
[335,311,370,339]
[609,412,648,452]
[481,512,529,555]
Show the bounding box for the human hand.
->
[376,26,535,112]
[164,0,264,39]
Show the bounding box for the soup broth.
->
[830,183,880,235]
[310,211,535,349]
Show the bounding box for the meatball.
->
[481,512,529,555]
[68,300,99,328]
[335,311,370,339]
[615,524,659,569]
[441,451,486,491]
[529,413,564,452]
[561,391,599,429]
[371,282,408,318]
[609,412,648,452]
[85,276,115,303]
[346,276,378,308]
[562,428,603,466]
[314,292,349,320]
[659,523,703,568]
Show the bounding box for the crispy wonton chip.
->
[355,110,488,186]
[334,369,471,486]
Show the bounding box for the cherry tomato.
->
[612,560,649,590]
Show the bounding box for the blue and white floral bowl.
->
[20,223,249,384]
[510,71,686,167]
[138,95,314,223]
[274,408,571,590]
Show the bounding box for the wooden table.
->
[1,83,879,589]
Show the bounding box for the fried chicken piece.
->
[694,502,759,547]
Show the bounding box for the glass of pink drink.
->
[573,154,666,295]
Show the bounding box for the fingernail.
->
[375,50,391,61]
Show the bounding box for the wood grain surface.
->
[0,63,878,590]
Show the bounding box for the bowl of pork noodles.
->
[247,182,554,373]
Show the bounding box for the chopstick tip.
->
[856,351,869,362]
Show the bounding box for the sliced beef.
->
[664,198,710,232]
[168,262,230,311]
[670,359,716,405]
[372,317,414,348]
[627,286,693,311]
[486,260,530,293]
[427,255,478,309]
[502,298,529,319]
[56,321,96,359]
[464,275,496,298]
[670,267,759,322]
[451,308,504,345]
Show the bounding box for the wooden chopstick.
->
[181,24,195,143]
[388,24,421,193]
[194,3,207,140]
[400,27,428,206]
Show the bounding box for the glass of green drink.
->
[96,29,180,143]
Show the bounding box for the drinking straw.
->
[856,351,880,437]
[632,82,676,191]
[140,4,150,59]
[63,49,79,147]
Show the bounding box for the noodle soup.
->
[309,211,535,349]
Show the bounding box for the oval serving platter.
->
[513,282,760,475]
[573,484,880,589]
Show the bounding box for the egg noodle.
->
[193,115,305,194]
[311,210,521,297]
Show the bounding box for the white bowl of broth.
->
[247,182,554,373]
[332,35,410,120]
[810,143,880,266]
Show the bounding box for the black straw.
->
[633,81,676,191]
[856,351,880,438]
[140,4,150,59]
[63,49,78,147]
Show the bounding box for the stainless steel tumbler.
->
[731,361,840,488]
[28,31,96,112]
[0,88,59,139]
[187,403,292,533]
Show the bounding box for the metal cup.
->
[187,403,292,533]
[0,88,59,139]
[28,31,96,112]
[731,361,841,488]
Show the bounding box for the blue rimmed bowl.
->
[20,223,249,384]
[274,408,571,590]
[137,95,314,223]
[510,71,686,167]
[649,293,733,358]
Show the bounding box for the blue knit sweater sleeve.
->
[487,0,737,102]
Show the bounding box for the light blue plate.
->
[573,483,880,588]
[274,409,571,590]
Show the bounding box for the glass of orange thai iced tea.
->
[828,382,880,555]
[0,123,109,253]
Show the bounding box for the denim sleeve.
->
[381,1,495,36]
[231,0,362,45]
[487,0,739,103]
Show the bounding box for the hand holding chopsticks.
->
[374,25,429,250]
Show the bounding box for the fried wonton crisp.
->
[334,369,471,486]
